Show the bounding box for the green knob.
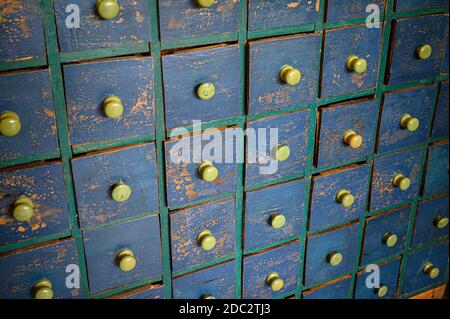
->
[280,65,302,85]
[266,272,284,292]
[416,44,432,60]
[33,280,53,300]
[0,111,21,137]
[423,262,440,279]
[392,173,411,191]
[201,294,216,299]
[117,249,137,272]
[346,55,367,74]
[327,251,343,266]
[273,144,291,162]
[196,0,216,8]
[400,113,420,132]
[376,285,388,298]
[111,182,132,202]
[336,190,355,208]
[197,83,216,100]
[434,216,449,229]
[103,96,123,119]
[96,0,119,20]
[12,195,34,222]
[270,214,286,229]
[383,232,398,248]
[197,230,217,251]
[198,160,219,182]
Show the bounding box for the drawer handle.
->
[343,130,363,149]
[33,279,53,299]
[434,216,449,229]
[423,262,440,279]
[96,0,119,20]
[280,65,302,86]
[103,96,124,119]
[416,44,432,60]
[117,249,137,272]
[346,55,367,74]
[270,213,286,229]
[0,111,21,137]
[201,294,216,299]
[327,251,343,266]
[111,182,132,202]
[197,83,216,100]
[198,160,219,182]
[197,230,217,251]
[266,272,284,292]
[375,284,388,298]
[336,189,355,208]
[195,0,216,8]
[392,173,411,191]
[400,113,419,132]
[12,195,34,222]
[273,144,291,162]
[383,232,398,248]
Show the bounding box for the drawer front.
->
[0,240,80,299]
[388,15,448,85]
[0,0,45,63]
[326,0,385,22]
[423,142,449,196]
[396,0,448,10]
[244,179,305,251]
[310,164,371,232]
[0,162,70,246]
[322,25,382,98]
[72,143,159,228]
[443,37,449,74]
[370,148,422,211]
[305,222,359,287]
[83,215,162,294]
[173,261,235,299]
[162,45,240,129]
[248,34,320,115]
[361,206,410,265]
[170,197,235,272]
[121,285,164,299]
[316,100,378,168]
[245,110,310,188]
[303,277,352,299]
[378,86,436,153]
[53,0,150,52]
[412,195,449,248]
[432,81,449,138]
[64,57,155,147]
[158,0,240,42]
[0,70,58,162]
[243,241,300,299]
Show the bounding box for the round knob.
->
[12,195,34,222]
[423,262,440,279]
[346,55,367,74]
[336,190,355,208]
[270,214,286,229]
[375,285,388,298]
[197,83,216,100]
[434,216,449,229]
[279,65,302,86]
[33,280,53,299]
[198,160,219,182]
[266,272,284,292]
[343,130,363,149]
[201,294,216,299]
[416,44,432,60]
[383,232,398,248]
[117,249,137,272]
[0,111,21,137]
[327,251,343,266]
[103,96,123,119]
[197,230,217,251]
[273,144,291,162]
[111,182,132,202]
[196,0,216,8]
[96,0,119,20]
[392,173,411,191]
[400,113,420,132]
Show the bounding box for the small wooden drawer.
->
[412,195,449,248]
[303,276,352,299]
[53,0,150,53]
[0,239,81,299]
[83,215,162,294]
[310,164,371,232]
[172,261,235,299]
[109,284,164,299]
[395,0,448,11]
[321,25,382,98]
[245,110,310,188]
[158,0,240,42]
[387,15,448,85]
[316,100,378,168]
[244,179,305,251]
[432,81,449,138]
[248,34,321,115]
[170,197,235,273]
[361,206,410,265]
[403,241,449,295]
[72,143,159,229]
[378,86,436,153]
[443,38,449,74]
[370,147,422,211]
[0,162,70,247]
[243,241,300,299]
[63,57,155,148]
[162,45,240,129]
[0,70,58,162]
[326,0,385,22]
[423,142,449,196]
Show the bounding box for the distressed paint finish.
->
[53,0,150,52]
[248,34,320,115]
[322,25,382,98]
[158,0,240,41]
[442,34,449,74]
[0,69,59,161]
[115,284,164,299]
[162,45,240,129]
[432,81,449,138]
[310,164,370,232]
[370,148,422,211]
[395,0,449,11]
[0,0,45,63]
[83,215,162,294]
[64,57,155,147]
[243,241,300,299]
[388,15,448,85]
[245,110,309,188]
[170,197,235,272]
[172,260,235,299]
[71,143,159,229]
[423,142,449,196]
[326,0,385,22]
[378,86,436,153]
[0,239,80,299]
[303,276,352,299]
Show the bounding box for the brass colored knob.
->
[96,0,120,20]
[196,0,216,8]
[117,249,137,272]
[375,285,388,298]
[201,294,216,299]
[197,230,217,251]
[198,160,219,182]
[346,55,367,74]
[336,190,355,208]
[103,96,123,119]
[416,44,432,60]
[383,232,398,248]
[400,113,420,132]
[266,272,284,292]
[12,195,34,222]
[434,216,449,229]
[197,83,216,100]
[33,280,53,299]
[392,173,411,191]
[343,130,363,149]
[273,144,291,162]
[279,65,302,86]
[423,262,440,279]
[111,182,132,202]
[327,251,343,266]
[0,111,21,137]
[270,214,286,229]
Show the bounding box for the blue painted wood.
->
[378,86,436,153]
[162,45,240,129]
[0,162,70,247]
[303,276,352,299]
[370,148,422,211]
[0,69,59,162]
[244,179,305,251]
[170,197,235,272]
[172,260,234,299]
[0,0,46,63]
[53,0,150,52]
[0,240,81,299]
[245,110,310,188]
[316,99,378,168]
[243,241,300,299]
[310,164,370,232]
[158,0,240,41]
[432,81,449,138]
[442,33,449,74]
[304,222,359,287]
[388,15,448,85]
[71,143,159,228]
[423,142,449,196]
[326,0,385,22]
[63,57,155,147]
[395,0,448,10]
[361,206,410,265]
[321,25,382,98]
[248,34,320,115]
[83,215,162,294]
[118,285,164,299]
